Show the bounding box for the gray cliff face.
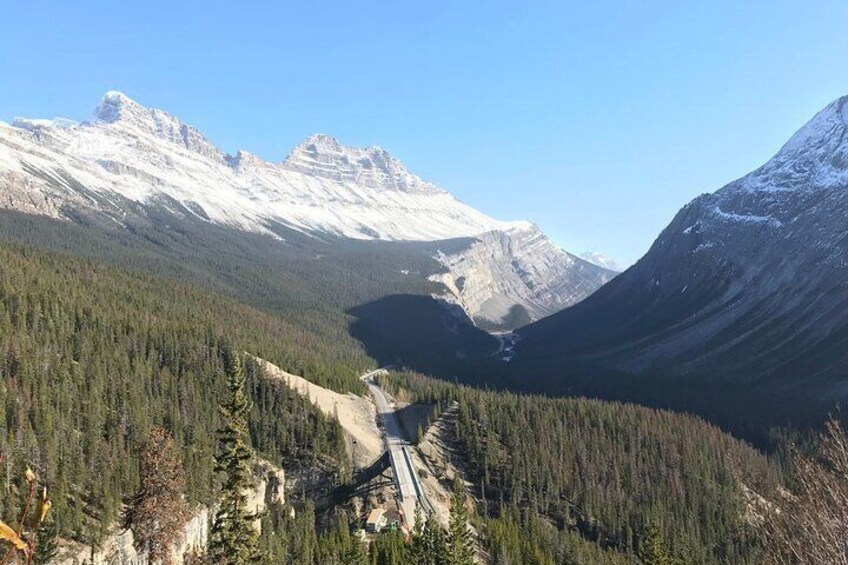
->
[434,225,616,328]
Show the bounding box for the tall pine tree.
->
[408,510,448,565]
[447,475,475,565]
[209,352,261,564]
[32,518,59,565]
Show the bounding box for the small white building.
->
[366,508,387,533]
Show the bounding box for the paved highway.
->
[361,368,432,527]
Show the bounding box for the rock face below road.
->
[55,462,284,565]
[412,404,463,528]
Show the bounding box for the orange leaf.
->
[0,520,27,551]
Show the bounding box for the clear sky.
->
[3,1,847,266]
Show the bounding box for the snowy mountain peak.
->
[298,133,343,152]
[728,95,848,196]
[282,133,443,194]
[779,95,848,154]
[226,149,267,170]
[92,91,225,163]
[93,90,136,123]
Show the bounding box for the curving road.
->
[361,368,432,527]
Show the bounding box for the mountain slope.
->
[514,95,848,428]
[434,226,616,329]
[0,92,613,327]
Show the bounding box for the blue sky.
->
[3,1,847,265]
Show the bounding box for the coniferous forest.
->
[0,219,835,564]
[378,371,782,564]
[0,243,350,542]
[0,240,492,564]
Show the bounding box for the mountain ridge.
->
[0,91,614,328]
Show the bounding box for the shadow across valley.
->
[347,294,499,378]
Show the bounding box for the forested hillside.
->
[0,203,797,564]
[379,372,782,564]
[0,208,494,389]
[0,243,350,543]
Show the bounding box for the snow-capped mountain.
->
[515,95,848,422]
[0,91,613,327]
[578,252,621,272]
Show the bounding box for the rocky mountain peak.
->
[93,91,138,123]
[727,95,848,196]
[225,149,268,170]
[282,133,443,194]
[515,94,848,420]
[93,91,225,163]
[579,252,621,272]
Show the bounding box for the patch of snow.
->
[12,117,78,131]
[709,206,783,228]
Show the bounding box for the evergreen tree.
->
[369,530,406,565]
[315,510,367,565]
[406,504,426,564]
[638,522,671,565]
[447,475,475,565]
[408,512,448,565]
[32,518,59,565]
[209,352,261,564]
[124,427,188,565]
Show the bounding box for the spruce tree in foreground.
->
[408,509,448,565]
[123,426,188,565]
[447,475,475,565]
[209,352,261,564]
[406,504,426,564]
[32,517,58,565]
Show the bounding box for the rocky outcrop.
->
[433,224,616,328]
[259,358,383,468]
[54,462,284,565]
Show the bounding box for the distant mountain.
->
[0,91,613,329]
[513,95,848,430]
[435,228,615,329]
[579,251,621,272]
